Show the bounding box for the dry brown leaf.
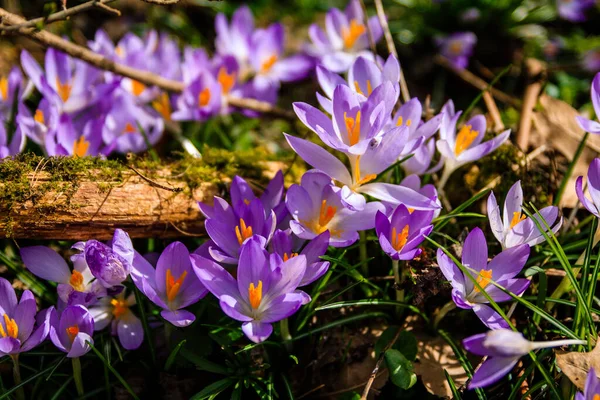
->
[556,342,600,390]
[404,316,469,397]
[531,95,600,208]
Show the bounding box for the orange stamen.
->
[56,78,72,103]
[454,125,478,155]
[352,156,377,188]
[66,325,79,343]
[396,116,412,127]
[344,111,361,146]
[509,211,526,229]
[69,270,85,291]
[72,136,90,158]
[248,281,263,309]
[152,92,172,121]
[283,252,299,262]
[391,225,410,251]
[235,218,253,245]
[166,269,188,303]
[0,77,8,100]
[217,67,236,94]
[473,269,493,292]
[111,298,128,319]
[449,41,463,56]
[1,314,18,339]
[34,109,45,124]
[131,80,146,97]
[260,54,278,74]
[342,19,366,49]
[123,122,137,134]
[353,80,372,96]
[198,87,211,107]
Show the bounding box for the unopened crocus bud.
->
[84,229,133,288]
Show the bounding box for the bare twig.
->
[483,91,505,132]
[360,327,403,400]
[0,0,118,32]
[0,7,295,119]
[517,59,546,150]
[357,0,379,67]
[434,55,520,107]
[373,0,410,103]
[95,2,121,16]
[138,0,179,4]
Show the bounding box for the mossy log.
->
[0,150,295,240]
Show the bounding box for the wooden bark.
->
[0,156,286,240]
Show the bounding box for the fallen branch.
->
[517,59,546,150]
[0,7,295,119]
[434,55,520,107]
[360,327,403,399]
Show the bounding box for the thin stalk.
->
[71,357,84,396]
[531,339,587,349]
[359,231,368,276]
[555,132,588,206]
[392,259,403,302]
[433,301,456,330]
[11,355,24,400]
[280,319,292,351]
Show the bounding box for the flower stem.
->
[392,259,404,302]
[433,301,456,330]
[280,318,292,351]
[72,357,84,396]
[11,354,25,400]
[359,231,368,276]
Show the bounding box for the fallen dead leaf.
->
[531,94,600,208]
[556,341,600,391]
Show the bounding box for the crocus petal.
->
[462,228,488,271]
[260,292,305,323]
[487,191,505,244]
[117,312,144,350]
[0,337,20,355]
[67,332,93,358]
[20,246,71,283]
[293,102,342,150]
[219,294,253,322]
[487,244,530,282]
[155,241,190,297]
[161,309,195,327]
[14,290,36,342]
[241,321,273,343]
[358,182,440,210]
[576,176,598,215]
[437,248,466,296]
[190,254,240,300]
[502,181,523,229]
[111,229,134,265]
[472,304,510,330]
[20,309,51,352]
[0,278,17,316]
[576,116,600,134]
[468,356,519,389]
[316,65,346,99]
[284,134,352,185]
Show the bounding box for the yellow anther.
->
[123,122,137,134]
[69,270,85,291]
[344,111,361,146]
[260,54,278,74]
[235,218,253,245]
[152,92,172,121]
[396,116,412,127]
[248,281,263,309]
[391,225,410,251]
[449,40,463,56]
[111,298,129,319]
[56,78,72,103]
[454,125,478,155]
[342,19,366,49]
[166,269,188,303]
[0,77,7,100]
[72,136,90,158]
[283,252,299,262]
[352,156,377,188]
[34,109,45,124]
[509,211,526,229]
[473,269,493,292]
[353,80,372,96]
[217,67,236,94]
[198,87,211,107]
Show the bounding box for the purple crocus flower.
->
[131,242,207,327]
[20,49,112,114]
[557,0,594,22]
[488,180,562,249]
[376,205,434,261]
[463,329,586,389]
[20,246,105,306]
[576,158,600,217]
[191,237,308,343]
[577,368,600,400]
[88,291,143,350]
[285,170,385,247]
[270,229,330,286]
[250,23,314,90]
[284,127,441,212]
[576,73,600,134]
[214,6,254,75]
[0,277,51,356]
[0,67,32,118]
[437,228,530,329]
[44,113,104,157]
[316,55,400,113]
[306,0,382,72]
[172,72,222,121]
[399,174,441,218]
[84,229,134,288]
[0,120,25,158]
[102,94,164,154]
[436,32,477,69]
[437,110,510,189]
[16,100,58,150]
[403,139,442,176]
[198,174,280,264]
[49,305,94,358]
